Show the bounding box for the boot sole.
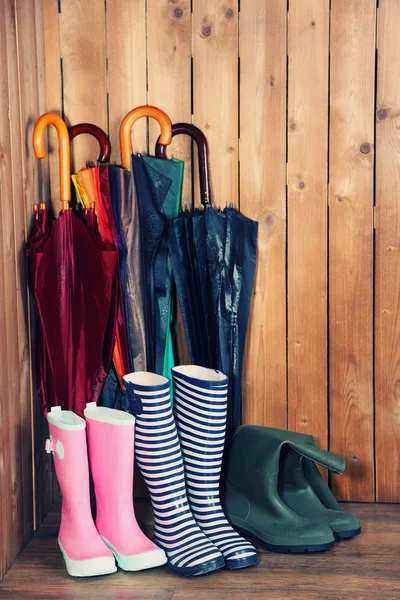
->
[334,527,361,540]
[262,541,334,553]
[168,555,225,577]
[224,553,258,569]
[228,516,334,554]
[102,537,168,571]
[59,541,117,577]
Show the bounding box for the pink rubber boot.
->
[84,403,167,571]
[46,406,116,577]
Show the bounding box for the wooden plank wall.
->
[4,6,400,578]
[39,0,400,503]
[0,0,50,580]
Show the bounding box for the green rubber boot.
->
[276,429,361,539]
[223,425,336,553]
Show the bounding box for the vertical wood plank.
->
[42,0,62,210]
[375,0,400,502]
[36,0,60,517]
[106,0,147,158]
[329,0,376,501]
[240,1,287,428]
[192,0,239,209]
[60,0,107,170]
[17,0,55,528]
[147,0,192,197]
[0,4,13,575]
[147,0,192,366]
[287,1,329,447]
[0,0,27,573]
[13,0,42,545]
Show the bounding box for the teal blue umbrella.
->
[120,106,182,378]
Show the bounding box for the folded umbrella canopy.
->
[69,124,131,395]
[156,123,258,441]
[120,106,183,378]
[27,113,119,416]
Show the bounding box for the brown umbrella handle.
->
[155,123,212,206]
[33,112,71,210]
[68,123,111,163]
[119,105,172,170]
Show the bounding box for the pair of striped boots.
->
[46,366,257,577]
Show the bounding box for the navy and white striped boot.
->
[123,372,224,577]
[172,366,258,570]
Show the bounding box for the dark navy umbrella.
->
[156,124,258,440]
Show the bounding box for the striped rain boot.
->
[172,366,258,570]
[123,372,224,577]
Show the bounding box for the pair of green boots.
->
[223,425,361,553]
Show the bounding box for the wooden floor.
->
[0,503,399,600]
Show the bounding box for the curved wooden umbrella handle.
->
[155,123,212,206]
[120,105,172,170]
[68,123,111,163]
[33,112,71,210]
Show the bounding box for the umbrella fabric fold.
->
[131,154,183,375]
[117,165,147,373]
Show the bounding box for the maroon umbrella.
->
[27,112,119,416]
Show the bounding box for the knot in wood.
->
[377,108,388,121]
[360,142,371,154]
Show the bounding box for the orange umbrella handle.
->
[33,113,71,211]
[119,105,172,170]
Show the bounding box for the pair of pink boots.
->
[46,403,167,577]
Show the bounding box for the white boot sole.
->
[59,541,117,577]
[102,537,168,571]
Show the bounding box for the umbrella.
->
[155,123,258,440]
[120,106,183,378]
[115,163,146,373]
[27,112,119,416]
[68,124,131,394]
[157,124,212,367]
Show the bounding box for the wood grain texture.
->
[13,0,41,547]
[147,0,191,190]
[329,0,376,501]
[60,0,107,171]
[0,0,42,577]
[1,502,399,599]
[1,0,25,572]
[240,1,287,428]
[375,0,400,502]
[192,0,239,208]
[147,0,192,366]
[287,1,329,448]
[0,3,14,576]
[42,0,61,210]
[106,0,147,159]
[19,0,57,530]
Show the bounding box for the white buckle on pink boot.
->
[84,402,167,571]
[46,406,117,578]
